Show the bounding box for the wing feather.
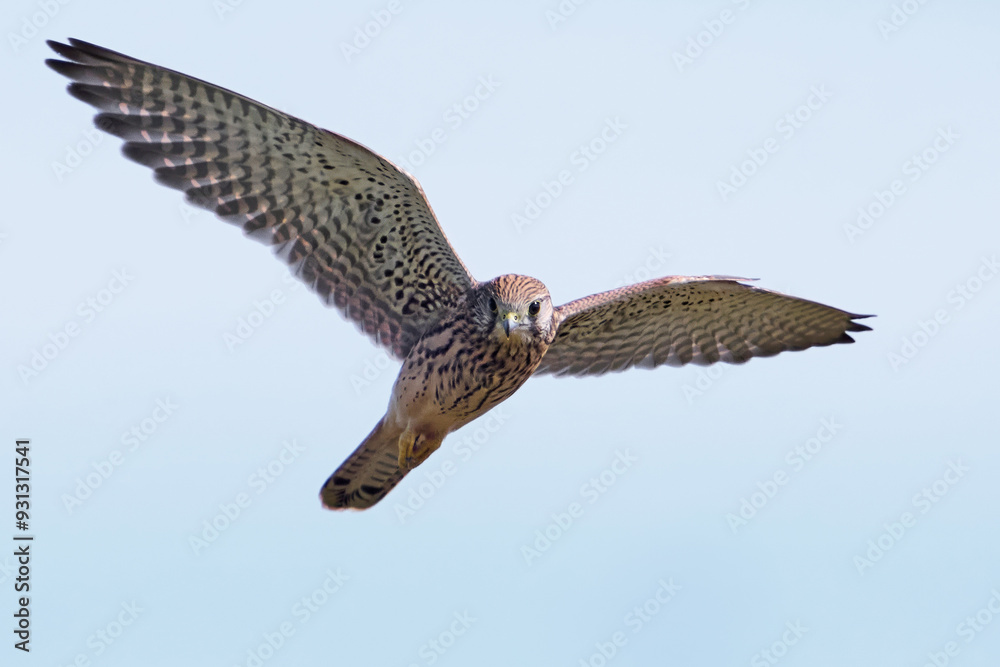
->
[46,38,475,359]
[536,276,872,376]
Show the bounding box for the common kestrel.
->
[47,39,872,510]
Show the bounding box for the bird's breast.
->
[393,319,547,426]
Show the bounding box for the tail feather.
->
[320,418,406,510]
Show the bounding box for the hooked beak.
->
[501,311,520,338]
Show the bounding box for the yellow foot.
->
[397,429,443,470]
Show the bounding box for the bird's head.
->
[475,275,554,346]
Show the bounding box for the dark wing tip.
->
[835,313,874,344]
[44,57,79,77]
[45,41,90,81]
[64,83,115,110]
[46,39,129,93]
[846,313,875,333]
[45,39,76,59]
[46,38,99,65]
[49,38,131,62]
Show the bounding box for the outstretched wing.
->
[536,276,872,376]
[46,38,475,359]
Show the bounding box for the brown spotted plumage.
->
[536,276,871,376]
[45,38,472,360]
[326,275,555,508]
[47,39,872,511]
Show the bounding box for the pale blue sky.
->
[3,1,999,665]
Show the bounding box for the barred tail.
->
[320,417,406,510]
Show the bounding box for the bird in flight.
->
[47,39,871,510]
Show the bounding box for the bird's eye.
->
[488,297,498,313]
[528,300,541,317]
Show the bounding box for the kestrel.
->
[47,39,872,510]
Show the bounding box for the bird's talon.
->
[397,430,442,470]
[398,430,417,469]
